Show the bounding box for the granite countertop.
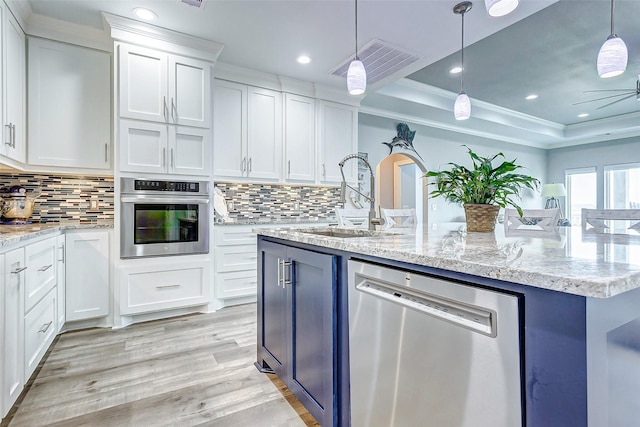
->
[0,221,114,248]
[258,224,640,299]
[215,217,336,226]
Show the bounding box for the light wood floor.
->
[3,304,319,427]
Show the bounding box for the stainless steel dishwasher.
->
[348,260,523,427]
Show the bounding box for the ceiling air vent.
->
[178,0,206,9]
[330,39,422,86]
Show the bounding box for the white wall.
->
[358,113,548,225]
[547,137,640,209]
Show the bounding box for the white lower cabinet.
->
[2,249,25,418]
[65,230,110,322]
[56,235,65,331]
[24,287,56,381]
[119,258,210,315]
[24,237,57,313]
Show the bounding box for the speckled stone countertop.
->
[258,224,640,298]
[215,217,336,226]
[0,221,114,248]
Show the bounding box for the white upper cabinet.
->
[1,6,25,163]
[120,119,210,176]
[213,80,282,181]
[317,101,358,184]
[119,44,211,128]
[284,94,315,182]
[27,37,111,170]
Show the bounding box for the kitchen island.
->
[256,224,640,426]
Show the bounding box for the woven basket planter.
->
[463,204,500,232]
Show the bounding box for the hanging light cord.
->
[610,0,615,35]
[356,0,360,61]
[460,9,465,92]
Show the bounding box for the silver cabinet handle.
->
[11,124,16,148]
[288,160,291,176]
[38,264,53,272]
[163,96,168,122]
[248,157,252,173]
[282,261,292,287]
[104,143,108,162]
[277,258,282,287]
[171,148,175,169]
[39,321,53,334]
[242,157,247,173]
[11,266,27,274]
[59,244,65,263]
[322,163,326,178]
[171,97,177,122]
[156,284,181,289]
[162,147,167,168]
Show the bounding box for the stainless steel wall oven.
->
[120,178,210,258]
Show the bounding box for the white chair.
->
[335,208,369,228]
[582,208,640,232]
[381,208,417,229]
[504,208,560,233]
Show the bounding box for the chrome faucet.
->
[338,154,384,231]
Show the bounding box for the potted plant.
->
[425,146,540,232]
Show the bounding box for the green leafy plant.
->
[424,146,540,216]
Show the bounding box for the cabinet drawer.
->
[120,261,210,315]
[215,244,257,272]
[25,237,57,313]
[24,287,56,380]
[215,270,257,300]
[214,227,257,246]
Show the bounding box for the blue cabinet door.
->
[288,247,337,427]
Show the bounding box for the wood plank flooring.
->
[3,303,319,427]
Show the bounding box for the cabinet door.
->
[318,101,358,184]
[247,87,282,180]
[27,37,111,170]
[169,126,210,176]
[119,119,167,174]
[288,247,336,427]
[119,44,168,123]
[24,287,56,380]
[3,249,25,417]
[65,230,110,322]
[284,94,315,182]
[169,55,211,128]
[213,80,247,178]
[2,10,25,163]
[24,237,57,314]
[257,241,289,381]
[56,235,65,331]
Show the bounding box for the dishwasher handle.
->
[355,279,496,337]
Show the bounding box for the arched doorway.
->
[375,152,428,226]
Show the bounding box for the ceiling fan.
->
[573,74,640,110]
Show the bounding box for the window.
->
[566,167,597,226]
[604,163,640,209]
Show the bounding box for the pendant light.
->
[454,2,472,121]
[347,0,366,95]
[597,0,627,78]
[484,0,518,17]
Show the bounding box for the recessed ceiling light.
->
[449,66,463,74]
[525,94,538,100]
[297,55,311,64]
[578,113,589,118]
[133,7,157,21]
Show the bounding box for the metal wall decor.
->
[382,122,423,161]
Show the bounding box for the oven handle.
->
[121,196,210,204]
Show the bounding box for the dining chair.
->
[335,208,369,228]
[581,208,640,232]
[381,208,418,229]
[504,208,560,233]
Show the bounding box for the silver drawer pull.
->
[156,284,181,289]
[39,321,53,333]
[11,266,27,274]
[38,264,53,272]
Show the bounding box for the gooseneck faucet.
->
[338,154,384,231]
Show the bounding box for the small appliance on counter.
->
[0,185,41,224]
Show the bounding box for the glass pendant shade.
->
[597,35,628,78]
[454,92,471,120]
[484,0,518,17]
[347,59,367,95]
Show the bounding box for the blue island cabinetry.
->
[256,240,339,427]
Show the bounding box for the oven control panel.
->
[134,180,200,192]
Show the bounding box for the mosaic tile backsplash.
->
[0,173,114,223]
[215,182,341,221]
